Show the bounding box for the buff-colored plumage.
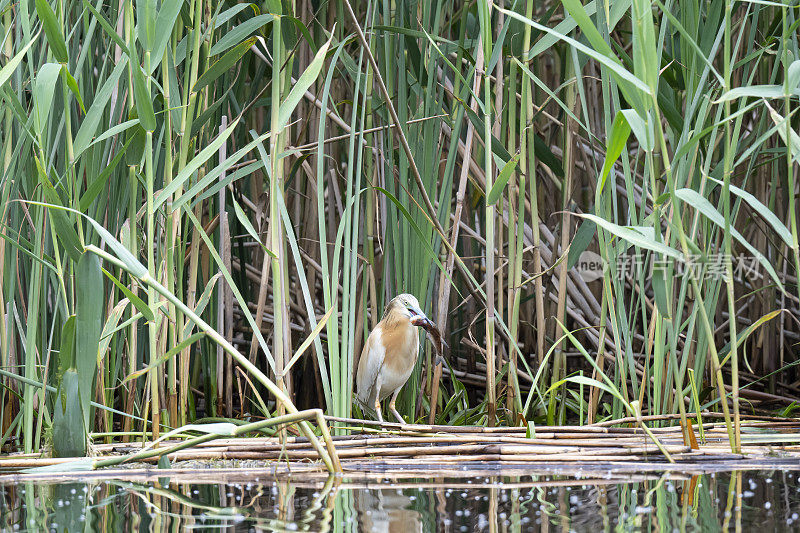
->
[356,294,427,423]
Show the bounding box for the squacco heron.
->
[356,294,430,423]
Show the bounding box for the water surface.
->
[2,467,798,531]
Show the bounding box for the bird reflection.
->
[355,489,422,533]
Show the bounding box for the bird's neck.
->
[382,307,410,328]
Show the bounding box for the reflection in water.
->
[356,489,422,532]
[1,469,799,531]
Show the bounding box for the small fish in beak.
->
[410,315,432,328]
[410,315,445,365]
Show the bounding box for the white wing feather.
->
[356,327,384,406]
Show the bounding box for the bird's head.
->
[391,293,428,323]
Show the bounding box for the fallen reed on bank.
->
[0,0,799,461]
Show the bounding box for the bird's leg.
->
[389,390,404,424]
[374,398,384,423]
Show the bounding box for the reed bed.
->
[1,0,800,468]
[2,418,800,480]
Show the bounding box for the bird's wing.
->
[356,327,385,405]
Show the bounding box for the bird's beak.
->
[410,305,427,320]
[409,306,430,327]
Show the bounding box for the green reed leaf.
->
[193,37,256,94]
[102,267,154,322]
[130,50,156,132]
[136,0,156,51]
[486,154,519,205]
[57,316,76,379]
[35,0,68,63]
[74,59,128,157]
[675,188,784,292]
[599,110,632,194]
[33,63,60,137]
[148,0,184,72]
[52,370,86,457]
[210,14,273,56]
[60,66,85,114]
[75,252,103,430]
[709,177,794,248]
[278,30,334,131]
[0,34,38,89]
[155,117,241,209]
[577,213,683,260]
[83,0,128,54]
